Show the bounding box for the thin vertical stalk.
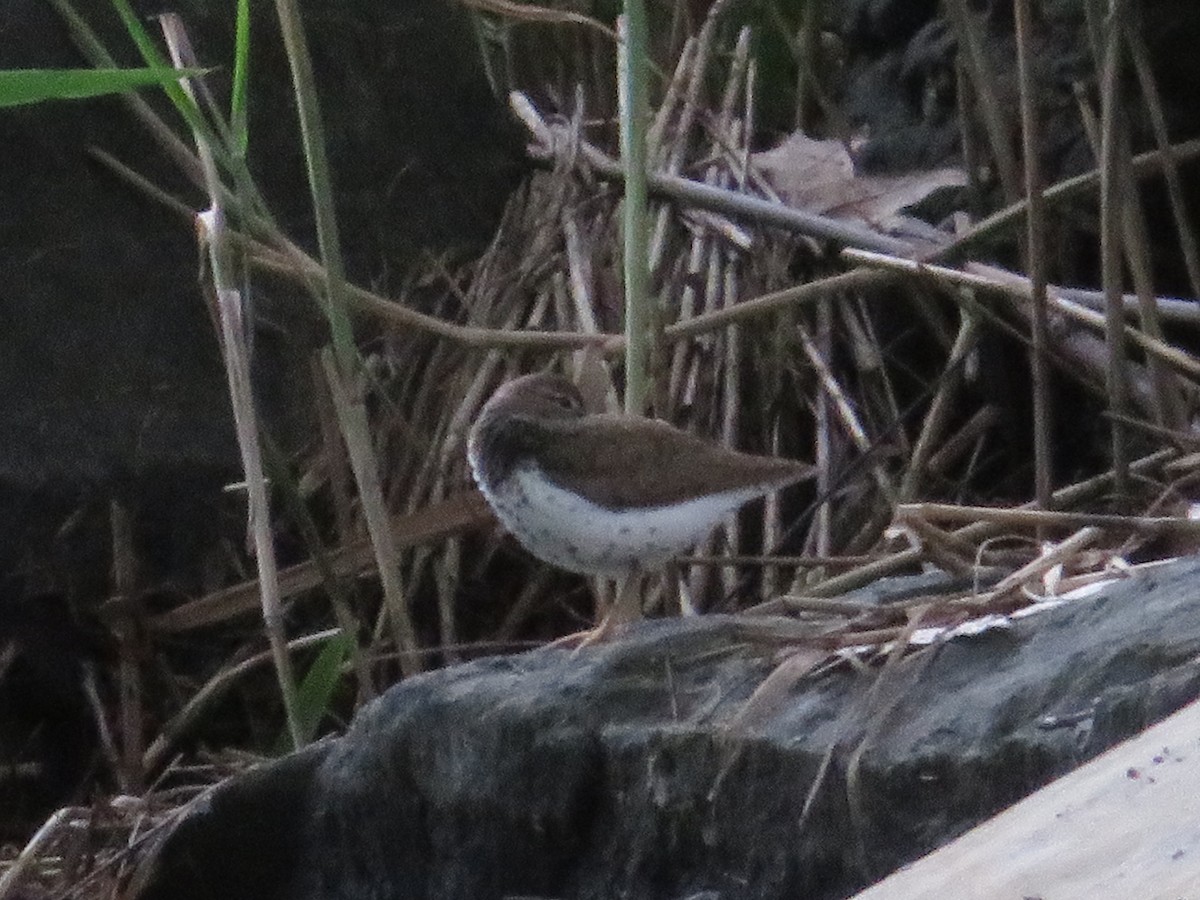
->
[269,0,353,369]
[1014,0,1053,511]
[160,14,303,750]
[720,263,740,601]
[812,297,833,559]
[110,500,144,791]
[618,8,653,414]
[1094,0,1130,496]
[1077,14,1176,428]
[230,0,251,155]
[1127,30,1200,298]
[271,0,421,675]
[943,0,1022,201]
[899,313,980,502]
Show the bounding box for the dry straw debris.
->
[10,1,1200,894]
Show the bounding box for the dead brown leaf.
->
[751,130,966,232]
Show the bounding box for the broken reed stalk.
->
[1014,0,1053,512]
[159,15,303,749]
[798,326,896,503]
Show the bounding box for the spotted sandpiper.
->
[467,373,813,634]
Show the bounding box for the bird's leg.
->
[559,569,644,651]
[609,569,645,625]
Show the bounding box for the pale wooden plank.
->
[853,697,1200,900]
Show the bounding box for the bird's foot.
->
[546,613,626,654]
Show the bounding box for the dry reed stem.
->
[926,404,1002,475]
[1095,0,1130,494]
[162,14,303,748]
[899,313,980,501]
[788,449,1176,600]
[1014,0,1053,512]
[145,492,491,634]
[1074,77,1182,431]
[943,0,1022,200]
[844,297,907,455]
[895,517,979,577]
[142,628,339,774]
[932,136,1200,264]
[1126,30,1200,297]
[986,527,1104,597]
[460,0,618,42]
[321,351,421,679]
[843,250,1200,384]
[898,502,1200,535]
[798,326,897,503]
[108,500,144,794]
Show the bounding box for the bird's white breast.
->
[476,461,763,577]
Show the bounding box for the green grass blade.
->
[273,630,354,753]
[231,0,252,156]
[106,0,216,143]
[107,0,172,67]
[0,67,204,107]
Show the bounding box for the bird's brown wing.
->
[534,414,812,509]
